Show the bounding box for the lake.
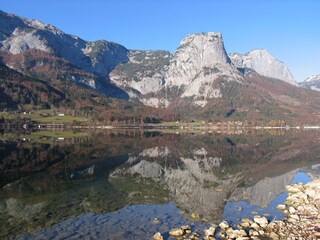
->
[0,129,319,239]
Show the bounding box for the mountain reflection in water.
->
[0,130,320,239]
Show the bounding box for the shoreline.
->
[154,179,320,240]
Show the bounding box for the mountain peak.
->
[305,75,320,82]
[164,32,242,105]
[229,49,297,85]
[0,10,128,80]
[181,32,222,42]
[171,32,232,71]
[247,49,273,57]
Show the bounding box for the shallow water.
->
[1,130,320,239]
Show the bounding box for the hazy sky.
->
[1,0,319,82]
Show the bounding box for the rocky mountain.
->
[110,50,170,99]
[109,32,317,124]
[229,49,297,86]
[305,75,320,82]
[0,10,128,96]
[163,32,242,107]
[300,75,320,92]
[1,10,320,123]
[110,32,243,108]
[0,62,178,123]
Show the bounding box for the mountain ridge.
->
[1,10,320,124]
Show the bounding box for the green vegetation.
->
[0,110,86,124]
[31,115,85,123]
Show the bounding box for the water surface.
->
[1,129,320,239]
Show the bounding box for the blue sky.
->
[0,0,319,81]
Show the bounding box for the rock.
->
[191,213,200,219]
[285,198,297,206]
[305,189,317,199]
[249,230,260,236]
[218,231,226,239]
[253,216,268,228]
[306,179,320,188]
[288,206,296,214]
[233,229,247,238]
[181,225,191,234]
[203,236,215,240]
[214,188,223,192]
[251,211,259,215]
[242,218,253,224]
[276,204,286,211]
[297,206,304,212]
[269,232,280,240]
[297,193,308,202]
[169,228,184,237]
[291,183,304,191]
[304,204,318,214]
[204,226,215,236]
[314,232,320,238]
[250,222,260,230]
[266,222,278,230]
[290,214,299,220]
[240,222,251,228]
[219,220,230,230]
[285,186,301,193]
[152,218,160,224]
[181,225,191,231]
[226,227,234,236]
[153,232,163,240]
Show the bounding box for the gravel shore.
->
[154,179,320,240]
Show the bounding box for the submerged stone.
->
[153,232,163,240]
[276,204,286,211]
[191,213,200,219]
[218,220,230,230]
[169,228,184,237]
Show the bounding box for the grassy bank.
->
[0,110,86,124]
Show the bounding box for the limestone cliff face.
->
[110,50,170,96]
[109,32,243,108]
[164,32,242,106]
[229,49,297,85]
